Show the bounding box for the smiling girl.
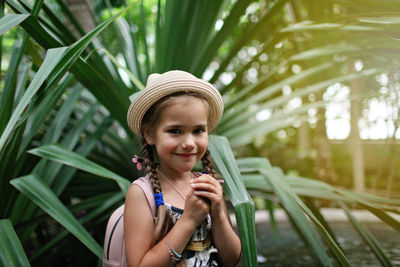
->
[124,70,241,266]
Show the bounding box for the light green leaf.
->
[208,135,257,267]
[28,144,130,194]
[0,14,29,35]
[289,45,360,61]
[238,157,350,266]
[358,16,400,24]
[280,21,378,32]
[94,47,145,90]
[221,62,333,126]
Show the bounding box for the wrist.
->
[210,208,226,223]
[179,213,199,233]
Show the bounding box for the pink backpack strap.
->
[132,176,156,217]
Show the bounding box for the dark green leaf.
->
[10,175,103,258]
[0,219,30,267]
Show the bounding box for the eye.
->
[167,129,180,134]
[194,127,206,134]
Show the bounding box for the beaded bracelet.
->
[164,239,182,263]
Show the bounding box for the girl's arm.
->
[124,184,209,267]
[191,175,242,266]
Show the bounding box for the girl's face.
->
[143,96,209,175]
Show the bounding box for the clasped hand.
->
[183,174,223,227]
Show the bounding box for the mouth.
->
[175,153,197,159]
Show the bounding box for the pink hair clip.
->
[132,155,143,170]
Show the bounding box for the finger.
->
[192,176,222,188]
[196,174,225,185]
[193,195,211,207]
[192,174,214,182]
[194,190,222,204]
[193,178,222,188]
[191,182,221,193]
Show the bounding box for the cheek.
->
[156,137,179,152]
[198,135,209,152]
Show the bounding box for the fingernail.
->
[202,171,208,174]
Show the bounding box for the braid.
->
[141,138,173,245]
[201,149,218,179]
[142,140,161,193]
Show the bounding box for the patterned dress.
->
[165,202,219,267]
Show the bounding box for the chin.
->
[176,164,197,173]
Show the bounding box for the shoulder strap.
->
[132,176,156,217]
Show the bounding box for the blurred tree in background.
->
[1,0,400,266]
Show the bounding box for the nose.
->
[182,134,195,150]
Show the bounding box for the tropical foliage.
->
[1,0,400,266]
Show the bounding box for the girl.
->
[124,70,241,266]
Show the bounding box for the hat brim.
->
[127,77,223,136]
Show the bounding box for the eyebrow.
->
[164,124,207,128]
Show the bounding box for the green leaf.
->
[10,175,103,258]
[191,0,253,75]
[261,170,335,266]
[0,14,29,35]
[0,38,27,133]
[0,1,139,151]
[358,16,400,24]
[362,205,400,234]
[238,158,351,266]
[221,62,333,126]
[31,192,123,262]
[28,144,131,194]
[210,0,289,83]
[340,202,393,267]
[114,16,144,84]
[0,47,67,151]
[18,74,74,157]
[289,45,360,61]
[222,68,379,145]
[0,124,26,217]
[280,21,378,32]
[208,135,257,267]
[93,47,145,90]
[52,116,114,196]
[0,219,30,267]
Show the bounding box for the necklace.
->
[158,169,191,201]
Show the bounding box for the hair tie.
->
[132,155,143,170]
[154,193,164,208]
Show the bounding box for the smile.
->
[175,153,197,159]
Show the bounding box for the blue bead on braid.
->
[154,193,164,208]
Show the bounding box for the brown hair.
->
[140,92,219,245]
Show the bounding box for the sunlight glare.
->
[256,109,272,122]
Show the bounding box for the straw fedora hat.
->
[127,70,224,136]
